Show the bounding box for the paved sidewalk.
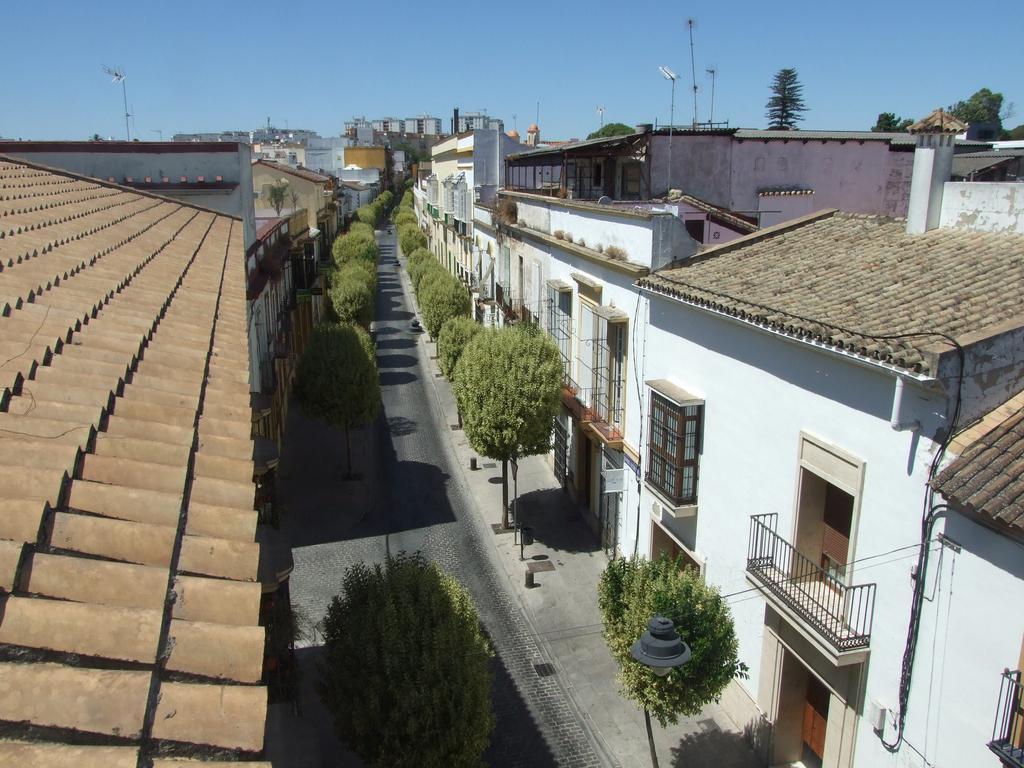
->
[402,271,763,768]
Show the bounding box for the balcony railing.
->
[746,513,876,654]
[990,669,1024,767]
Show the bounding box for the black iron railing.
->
[746,513,875,653]
[990,669,1024,767]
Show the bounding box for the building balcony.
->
[746,513,876,665]
[560,374,624,448]
[989,669,1024,767]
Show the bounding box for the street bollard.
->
[518,525,533,560]
[469,457,477,471]
[525,570,535,588]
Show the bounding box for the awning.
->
[645,379,703,407]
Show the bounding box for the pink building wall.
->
[649,134,915,221]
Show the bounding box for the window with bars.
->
[647,393,702,505]
[546,286,572,377]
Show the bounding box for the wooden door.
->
[802,675,829,761]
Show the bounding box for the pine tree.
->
[765,68,807,130]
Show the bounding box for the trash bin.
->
[520,525,534,546]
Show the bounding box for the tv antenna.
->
[686,19,699,127]
[102,65,131,140]
[596,106,605,128]
[706,68,717,124]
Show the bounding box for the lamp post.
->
[631,615,692,768]
[658,66,677,195]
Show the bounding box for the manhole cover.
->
[528,561,555,573]
[533,663,556,677]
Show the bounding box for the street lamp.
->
[631,615,691,768]
[658,66,677,195]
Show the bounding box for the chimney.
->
[453,107,460,134]
[906,133,954,234]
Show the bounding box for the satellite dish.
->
[597,196,612,206]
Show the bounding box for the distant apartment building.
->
[404,114,443,135]
[0,139,258,248]
[251,160,339,260]
[371,117,403,133]
[455,111,504,133]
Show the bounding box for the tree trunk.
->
[345,425,353,479]
[501,459,509,529]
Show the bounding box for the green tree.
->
[765,68,807,130]
[348,221,375,240]
[267,180,290,215]
[419,276,471,338]
[394,210,417,230]
[1005,124,1024,140]
[295,323,380,478]
[948,88,1010,132]
[598,555,746,727]
[872,112,913,132]
[453,327,562,528]
[438,316,482,380]
[587,122,635,140]
[328,271,374,327]
[357,205,379,228]
[332,232,378,269]
[398,223,427,255]
[319,552,494,768]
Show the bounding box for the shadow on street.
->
[516,487,603,556]
[669,720,765,768]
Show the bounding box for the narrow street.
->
[271,227,608,767]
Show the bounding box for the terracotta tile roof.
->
[636,210,1024,374]
[253,159,330,184]
[670,193,758,233]
[932,391,1024,533]
[0,156,267,759]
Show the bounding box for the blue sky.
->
[2,0,1021,142]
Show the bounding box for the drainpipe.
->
[890,376,920,432]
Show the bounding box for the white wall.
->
[939,182,1024,234]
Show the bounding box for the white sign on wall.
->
[602,467,626,494]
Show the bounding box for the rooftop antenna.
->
[659,66,678,192]
[687,19,699,127]
[597,106,605,129]
[102,66,131,141]
[512,114,517,131]
[706,68,717,124]
[536,101,540,127]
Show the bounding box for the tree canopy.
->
[419,276,472,338]
[398,223,427,255]
[948,88,1009,131]
[587,122,635,140]
[598,554,747,727]
[871,112,913,132]
[328,271,374,327]
[319,552,493,768]
[437,317,482,380]
[332,232,378,269]
[765,68,807,130]
[295,323,380,476]
[453,327,562,527]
